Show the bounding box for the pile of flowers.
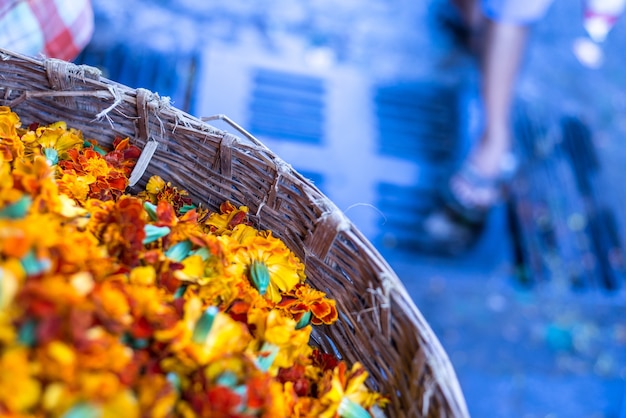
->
[0,106,388,417]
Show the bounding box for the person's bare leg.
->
[450,17,529,210]
[471,18,528,177]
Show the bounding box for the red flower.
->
[87,197,147,267]
[104,137,141,177]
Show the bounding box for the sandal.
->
[421,208,486,255]
[442,153,518,224]
[419,153,518,255]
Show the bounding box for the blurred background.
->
[74,0,626,416]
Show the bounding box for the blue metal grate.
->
[373,82,460,162]
[74,43,200,114]
[247,68,325,144]
[372,82,461,253]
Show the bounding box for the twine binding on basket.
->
[304,210,351,260]
[128,89,173,186]
[211,132,237,178]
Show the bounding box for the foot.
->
[445,151,518,223]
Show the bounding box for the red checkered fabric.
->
[0,0,94,61]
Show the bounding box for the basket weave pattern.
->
[0,48,469,418]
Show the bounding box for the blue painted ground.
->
[79,0,626,416]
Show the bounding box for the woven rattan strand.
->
[0,47,469,418]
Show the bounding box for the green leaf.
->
[165,240,193,262]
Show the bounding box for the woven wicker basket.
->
[0,47,469,418]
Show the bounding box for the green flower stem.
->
[165,240,193,262]
[256,341,279,372]
[338,397,370,418]
[142,225,171,244]
[62,402,101,418]
[249,260,270,296]
[143,202,158,221]
[0,196,31,219]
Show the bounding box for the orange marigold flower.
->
[12,155,62,213]
[204,200,252,234]
[58,148,128,202]
[277,283,338,326]
[86,196,147,267]
[57,170,95,204]
[152,200,206,246]
[92,281,132,333]
[0,346,41,413]
[0,133,25,163]
[0,106,24,163]
[0,161,24,208]
[74,329,134,375]
[104,136,142,177]
[0,106,21,140]
[125,284,179,340]
[134,373,177,418]
[138,175,193,214]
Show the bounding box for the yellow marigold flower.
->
[0,106,21,139]
[247,309,313,372]
[189,272,248,310]
[0,133,25,163]
[176,304,252,366]
[79,151,111,177]
[101,389,140,418]
[139,175,193,213]
[42,382,78,416]
[0,264,19,310]
[0,311,16,345]
[204,200,251,234]
[0,346,42,413]
[145,175,166,198]
[37,340,77,383]
[129,265,156,286]
[0,107,24,163]
[316,362,383,418]
[12,155,60,213]
[76,370,123,402]
[92,282,132,328]
[21,120,84,165]
[135,374,177,418]
[57,171,95,204]
[175,254,205,281]
[229,225,306,303]
[0,161,23,206]
[75,330,133,374]
[57,193,89,218]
